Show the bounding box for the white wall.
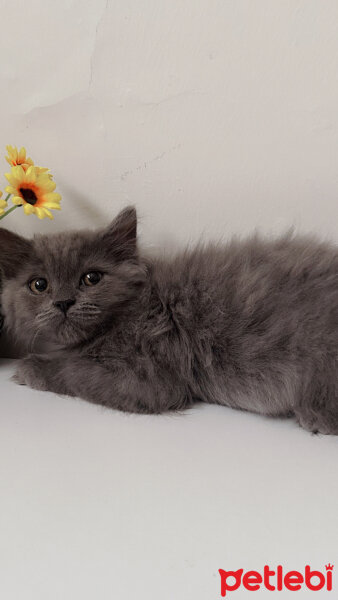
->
[1,0,338,249]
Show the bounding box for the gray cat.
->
[1,206,338,434]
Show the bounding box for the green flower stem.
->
[0,195,18,220]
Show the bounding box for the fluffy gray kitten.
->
[1,206,338,435]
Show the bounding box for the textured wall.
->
[1,0,338,249]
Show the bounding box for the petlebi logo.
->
[218,564,334,596]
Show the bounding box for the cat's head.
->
[0,206,146,349]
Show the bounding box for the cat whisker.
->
[81,303,99,307]
[80,302,100,309]
[70,309,101,317]
[70,316,99,324]
[29,324,44,352]
[72,312,101,318]
[35,311,53,319]
[35,314,55,326]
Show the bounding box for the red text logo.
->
[218,564,334,596]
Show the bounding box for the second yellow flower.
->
[5,166,61,219]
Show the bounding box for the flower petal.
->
[25,166,37,182]
[5,186,17,195]
[23,203,34,215]
[36,177,56,192]
[18,147,26,161]
[11,165,26,181]
[11,196,23,206]
[44,192,61,203]
[43,201,61,209]
[5,172,20,187]
[35,207,46,219]
[42,208,54,219]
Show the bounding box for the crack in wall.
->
[119,144,182,180]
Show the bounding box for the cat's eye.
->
[29,277,49,294]
[81,271,102,287]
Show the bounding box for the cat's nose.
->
[54,299,76,314]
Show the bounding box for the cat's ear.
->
[0,228,32,278]
[102,206,137,260]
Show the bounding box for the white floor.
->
[0,359,337,599]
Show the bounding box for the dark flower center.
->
[19,187,38,205]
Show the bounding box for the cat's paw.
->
[12,355,51,391]
[295,409,338,435]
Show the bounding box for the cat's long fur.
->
[1,206,338,434]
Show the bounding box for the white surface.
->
[1,1,338,246]
[0,359,337,599]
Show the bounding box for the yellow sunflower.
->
[5,145,34,171]
[5,166,61,219]
[0,190,7,216]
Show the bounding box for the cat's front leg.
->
[13,354,74,396]
[13,352,190,413]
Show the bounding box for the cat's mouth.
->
[51,312,100,344]
[53,318,87,344]
[34,305,102,346]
